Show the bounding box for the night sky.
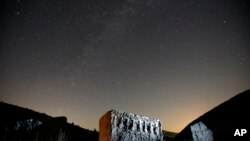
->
[1,0,249,132]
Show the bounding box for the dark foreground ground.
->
[1,89,249,141]
[0,101,177,141]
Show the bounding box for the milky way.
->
[1,0,249,132]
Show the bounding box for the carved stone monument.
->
[99,110,163,141]
[191,121,213,141]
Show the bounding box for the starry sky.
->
[0,0,249,132]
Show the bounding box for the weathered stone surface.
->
[190,121,213,141]
[99,110,163,141]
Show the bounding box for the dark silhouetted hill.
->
[0,102,98,141]
[163,130,177,141]
[174,89,250,141]
[0,102,177,140]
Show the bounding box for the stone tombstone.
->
[99,110,163,141]
[190,121,213,141]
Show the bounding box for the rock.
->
[99,110,163,141]
[190,121,213,141]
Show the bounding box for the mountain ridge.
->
[174,89,250,141]
[0,101,98,141]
